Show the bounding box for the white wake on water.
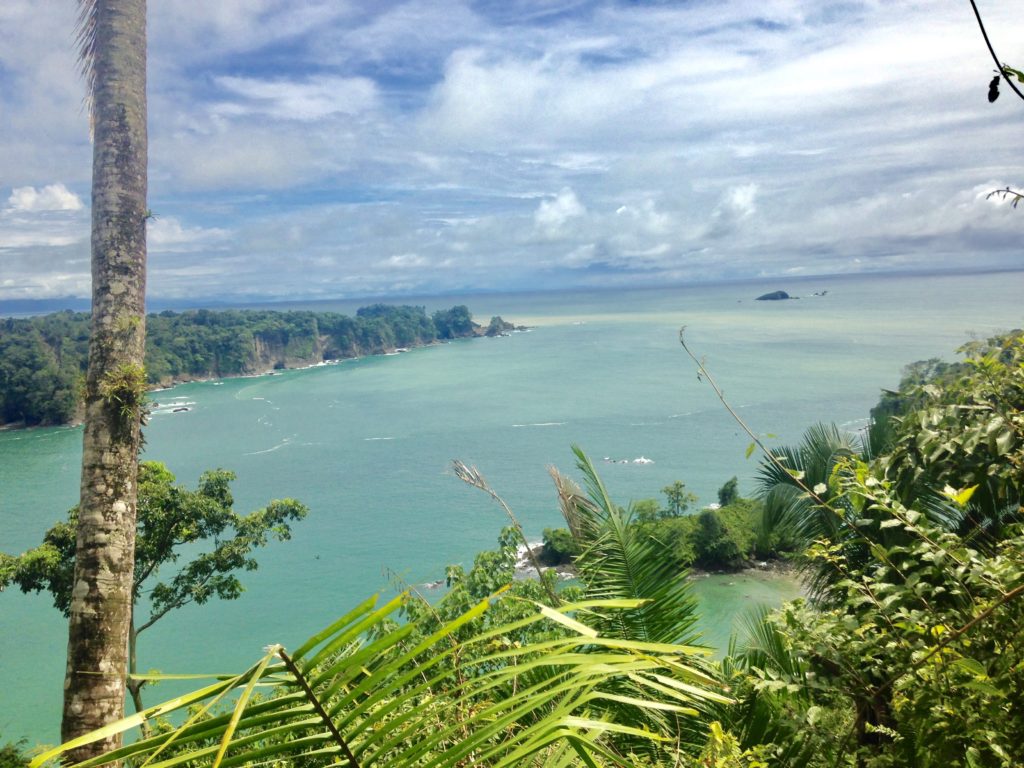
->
[244,437,295,456]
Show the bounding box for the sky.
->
[1,0,1022,303]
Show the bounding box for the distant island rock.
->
[481,315,525,337]
[755,289,829,301]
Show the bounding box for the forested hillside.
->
[0,304,514,427]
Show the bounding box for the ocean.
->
[1,269,1022,745]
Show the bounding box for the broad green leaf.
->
[292,592,380,660]
[211,647,279,767]
[29,676,245,768]
[953,657,987,677]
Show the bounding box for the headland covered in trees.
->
[0,304,520,428]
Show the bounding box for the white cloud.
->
[381,253,429,268]
[561,243,597,267]
[0,231,82,249]
[535,188,586,235]
[150,1,359,66]
[0,183,88,253]
[7,183,83,212]
[703,183,758,240]
[614,200,673,237]
[147,217,231,252]
[158,128,327,190]
[725,184,758,219]
[4,0,1024,300]
[214,75,379,121]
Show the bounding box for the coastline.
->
[148,324,530,396]
[1,323,529,432]
[518,540,801,590]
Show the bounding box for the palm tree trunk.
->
[62,0,147,760]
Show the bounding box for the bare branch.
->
[986,186,1024,208]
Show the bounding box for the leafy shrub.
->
[540,526,580,565]
[0,737,28,768]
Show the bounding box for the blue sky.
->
[1,1,1022,302]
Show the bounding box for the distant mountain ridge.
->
[0,304,518,428]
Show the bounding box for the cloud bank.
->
[1,0,1022,301]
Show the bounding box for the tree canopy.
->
[2,461,307,714]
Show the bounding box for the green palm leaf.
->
[552,445,701,648]
[755,422,863,545]
[549,446,719,757]
[32,593,725,768]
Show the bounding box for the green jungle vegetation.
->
[0,462,308,720]
[4,330,1022,767]
[540,478,776,573]
[0,304,513,427]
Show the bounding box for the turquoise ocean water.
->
[1,270,1022,744]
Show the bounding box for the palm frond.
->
[717,607,823,762]
[732,606,806,685]
[31,594,726,768]
[552,446,701,649]
[549,452,606,544]
[756,423,863,546]
[74,0,98,119]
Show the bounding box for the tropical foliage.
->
[1,462,307,715]
[547,476,770,573]
[662,499,767,571]
[0,737,29,768]
[551,447,702,649]
[32,593,726,768]
[723,332,1024,765]
[32,448,729,768]
[21,324,1024,765]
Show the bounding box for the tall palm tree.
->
[64,0,148,760]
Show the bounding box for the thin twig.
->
[451,460,561,606]
[679,327,829,508]
[969,0,1024,102]
[986,186,1024,207]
